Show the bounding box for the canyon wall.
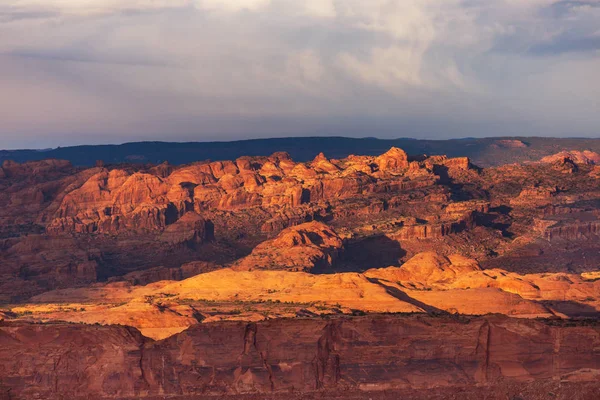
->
[1,315,599,399]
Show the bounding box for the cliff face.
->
[44,148,467,236]
[0,323,147,399]
[540,220,600,241]
[1,315,599,399]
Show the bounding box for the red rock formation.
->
[311,152,341,174]
[389,212,475,241]
[260,207,321,233]
[445,200,490,215]
[159,211,212,247]
[42,148,471,240]
[109,260,219,286]
[0,322,147,399]
[233,221,344,272]
[47,170,176,234]
[367,252,481,283]
[375,147,409,172]
[491,139,528,149]
[540,220,600,240]
[511,185,558,206]
[541,150,600,165]
[552,156,579,174]
[1,159,72,178]
[0,235,100,302]
[3,145,600,302]
[1,316,599,398]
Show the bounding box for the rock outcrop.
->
[375,147,409,172]
[366,252,481,285]
[3,145,600,303]
[539,219,600,241]
[108,260,219,286]
[540,150,600,165]
[13,250,599,338]
[511,185,559,206]
[492,139,529,149]
[1,316,599,398]
[44,149,472,236]
[232,221,344,272]
[390,213,475,240]
[159,211,213,247]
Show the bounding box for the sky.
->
[0,0,599,149]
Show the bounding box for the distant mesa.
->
[125,154,147,161]
[490,139,528,149]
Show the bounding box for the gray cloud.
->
[529,34,600,55]
[542,0,600,18]
[0,10,59,22]
[0,0,598,149]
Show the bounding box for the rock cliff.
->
[1,316,599,399]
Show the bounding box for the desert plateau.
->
[1,142,600,399]
[2,1,600,397]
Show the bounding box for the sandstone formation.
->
[159,211,213,247]
[232,221,344,272]
[7,250,597,340]
[42,148,472,237]
[1,315,599,398]
[19,267,422,339]
[2,144,600,399]
[365,252,481,284]
[108,260,219,286]
[1,145,600,304]
[540,150,600,165]
[1,147,489,300]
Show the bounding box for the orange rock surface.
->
[540,150,600,165]
[232,221,344,272]
[9,250,597,340]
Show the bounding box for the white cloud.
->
[337,46,425,90]
[302,0,336,18]
[195,0,271,13]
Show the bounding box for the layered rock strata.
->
[1,316,599,399]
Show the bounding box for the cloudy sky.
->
[0,0,599,149]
